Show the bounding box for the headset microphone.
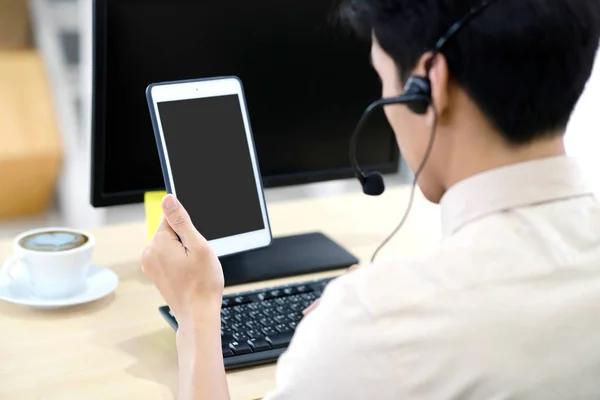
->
[349,89,431,196]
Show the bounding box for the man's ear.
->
[411,52,450,124]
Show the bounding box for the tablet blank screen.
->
[157,94,265,241]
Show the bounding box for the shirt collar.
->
[440,155,596,236]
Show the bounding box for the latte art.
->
[18,231,89,252]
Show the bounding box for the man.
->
[140,0,600,398]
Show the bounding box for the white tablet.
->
[146,76,272,257]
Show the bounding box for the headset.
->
[349,0,500,261]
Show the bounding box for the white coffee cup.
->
[0,227,95,299]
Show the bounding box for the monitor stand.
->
[220,232,359,287]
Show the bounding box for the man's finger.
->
[156,214,175,234]
[161,194,197,244]
[151,214,179,247]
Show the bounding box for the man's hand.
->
[302,264,360,316]
[141,194,224,322]
[141,195,230,400]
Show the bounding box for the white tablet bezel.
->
[147,77,272,257]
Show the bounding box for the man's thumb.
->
[162,194,195,241]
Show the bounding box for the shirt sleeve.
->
[262,276,397,400]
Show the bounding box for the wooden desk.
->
[0,187,441,400]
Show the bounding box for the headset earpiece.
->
[403,76,431,115]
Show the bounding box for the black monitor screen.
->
[92,0,398,206]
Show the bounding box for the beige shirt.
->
[263,156,600,400]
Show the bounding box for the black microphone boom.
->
[349,94,430,196]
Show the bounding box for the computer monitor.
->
[90,0,399,208]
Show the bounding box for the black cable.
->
[370,105,439,263]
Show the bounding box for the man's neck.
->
[445,135,567,190]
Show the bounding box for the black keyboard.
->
[158,276,335,370]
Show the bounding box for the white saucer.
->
[0,265,119,309]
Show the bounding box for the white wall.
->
[565,46,600,192]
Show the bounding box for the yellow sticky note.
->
[144,191,167,242]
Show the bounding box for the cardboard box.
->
[0,0,31,49]
[0,50,62,219]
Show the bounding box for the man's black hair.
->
[337,0,600,145]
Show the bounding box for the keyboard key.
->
[289,322,298,330]
[262,326,277,336]
[234,314,245,323]
[275,298,289,306]
[231,323,244,331]
[288,313,302,322]
[246,329,264,339]
[275,324,292,333]
[262,300,275,308]
[274,315,288,324]
[222,298,233,307]
[288,294,303,303]
[296,285,311,293]
[265,331,294,349]
[248,338,271,352]
[301,293,317,301]
[233,332,250,342]
[275,306,288,314]
[260,317,275,327]
[258,292,274,301]
[234,295,250,305]
[222,345,234,357]
[221,332,235,344]
[262,308,276,316]
[245,321,260,330]
[229,341,253,355]
[232,305,247,313]
[283,287,297,295]
[221,327,234,335]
